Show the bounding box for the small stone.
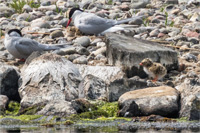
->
[149,29,160,37]
[22,4,33,13]
[185,31,199,38]
[74,36,90,47]
[50,30,64,39]
[73,56,88,64]
[76,47,90,56]
[54,47,76,55]
[129,18,143,25]
[31,21,51,28]
[190,12,200,22]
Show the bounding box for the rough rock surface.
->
[0,95,9,114]
[105,33,178,78]
[79,74,107,100]
[118,86,180,117]
[108,76,148,102]
[176,77,200,120]
[78,65,124,83]
[0,63,20,102]
[19,53,82,110]
[36,100,76,116]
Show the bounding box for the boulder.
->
[176,77,200,120]
[78,65,125,83]
[0,63,20,102]
[36,100,76,116]
[105,33,178,78]
[118,86,180,117]
[79,74,107,100]
[19,53,82,110]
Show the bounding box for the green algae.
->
[6,101,20,115]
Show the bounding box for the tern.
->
[66,8,144,35]
[4,29,67,61]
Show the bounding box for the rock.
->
[0,95,8,114]
[149,29,160,37]
[130,0,150,9]
[50,30,64,39]
[58,18,68,27]
[0,63,20,102]
[0,6,14,17]
[78,65,124,83]
[185,31,199,38]
[105,33,178,78]
[71,98,92,113]
[22,4,33,13]
[181,53,198,62]
[31,20,51,29]
[76,47,90,56]
[118,86,180,117]
[108,76,148,102]
[91,47,106,56]
[54,47,76,55]
[73,56,88,64]
[79,74,107,100]
[74,36,90,47]
[129,18,143,25]
[16,13,35,22]
[176,77,200,120]
[66,54,81,62]
[165,0,179,4]
[19,53,82,109]
[36,100,76,116]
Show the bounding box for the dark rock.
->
[118,86,180,117]
[105,33,178,78]
[108,76,148,102]
[19,53,82,110]
[71,98,93,113]
[0,63,20,102]
[79,74,107,100]
[177,77,200,120]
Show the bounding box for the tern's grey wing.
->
[15,38,45,57]
[76,12,116,35]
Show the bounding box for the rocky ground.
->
[0,0,200,132]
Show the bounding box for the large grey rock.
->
[79,74,107,100]
[118,86,180,117]
[19,53,82,109]
[176,77,200,120]
[36,100,76,116]
[105,33,178,78]
[78,65,125,83]
[0,63,20,102]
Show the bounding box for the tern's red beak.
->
[66,18,72,28]
[139,63,143,66]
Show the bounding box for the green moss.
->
[2,115,42,121]
[6,101,20,115]
[176,117,188,122]
[19,104,45,115]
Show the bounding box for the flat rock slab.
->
[118,86,180,117]
[105,33,178,78]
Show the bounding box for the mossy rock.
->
[6,101,20,115]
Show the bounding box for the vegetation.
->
[10,0,40,13]
[143,18,150,27]
[5,101,20,115]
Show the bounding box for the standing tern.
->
[66,8,144,35]
[4,29,67,60]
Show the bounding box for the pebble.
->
[73,56,88,64]
[74,36,90,47]
[50,30,64,39]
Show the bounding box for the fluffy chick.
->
[139,58,167,82]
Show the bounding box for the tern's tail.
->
[43,42,73,50]
[115,15,144,25]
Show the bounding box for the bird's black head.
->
[8,29,22,37]
[68,8,83,19]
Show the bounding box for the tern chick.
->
[139,58,167,82]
